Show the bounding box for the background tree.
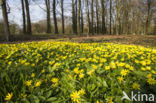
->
[61,0,65,34]
[25,0,32,35]
[45,0,51,33]
[91,0,94,35]
[0,0,10,41]
[53,0,59,34]
[101,0,106,34]
[21,0,26,34]
[109,0,112,34]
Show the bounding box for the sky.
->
[0,0,72,26]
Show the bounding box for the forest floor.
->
[0,34,156,47]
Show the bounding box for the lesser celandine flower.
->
[70,91,81,103]
[5,93,13,101]
[147,78,156,85]
[31,73,35,78]
[132,83,140,90]
[35,81,42,87]
[121,69,129,76]
[51,78,58,83]
[117,76,124,82]
[26,80,32,86]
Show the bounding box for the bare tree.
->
[110,0,112,34]
[61,0,65,34]
[0,0,10,41]
[53,0,59,34]
[21,0,26,34]
[25,0,32,35]
[45,0,51,33]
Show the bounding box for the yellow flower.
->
[70,91,81,103]
[105,66,110,70]
[147,74,152,78]
[78,89,85,95]
[8,61,12,65]
[68,74,73,80]
[41,69,45,73]
[92,65,97,70]
[121,69,129,76]
[80,69,84,73]
[117,76,124,82]
[141,67,146,71]
[79,74,84,79]
[96,100,100,103]
[107,97,113,103]
[87,69,95,75]
[26,80,32,86]
[152,70,156,74]
[51,78,58,83]
[140,61,146,66]
[74,67,79,74]
[132,83,140,90]
[5,93,13,101]
[35,81,42,87]
[146,66,151,71]
[31,73,35,78]
[147,78,156,85]
[110,62,116,69]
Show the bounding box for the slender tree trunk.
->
[78,0,81,34]
[96,0,99,34]
[1,0,10,41]
[146,0,152,34]
[81,8,84,34]
[45,0,51,33]
[61,0,65,34]
[53,0,59,34]
[91,0,94,35]
[110,0,112,34]
[101,0,106,34]
[86,0,91,35]
[75,0,78,34]
[25,0,32,35]
[21,0,26,34]
[72,0,75,33]
[116,0,121,35]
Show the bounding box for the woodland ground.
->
[0,34,156,47]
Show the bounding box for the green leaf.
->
[44,90,52,98]
[46,97,57,103]
[28,95,40,103]
[21,98,30,103]
[102,81,108,87]
[38,96,46,101]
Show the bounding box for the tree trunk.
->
[45,0,51,33]
[25,0,32,35]
[110,0,112,34]
[116,0,121,35]
[75,0,78,34]
[91,0,94,35]
[146,0,152,34]
[53,0,59,34]
[81,8,84,34]
[78,0,81,34]
[86,0,91,35]
[96,0,99,34]
[61,0,65,34]
[21,0,26,34]
[101,0,106,34]
[72,0,75,33]
[1,0,10,41]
